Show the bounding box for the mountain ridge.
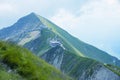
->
[0,12,120,66]
[0,13,120,80]
[36,13,120,66]
[41,45,120,80]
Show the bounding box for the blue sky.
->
[0,0,120,59]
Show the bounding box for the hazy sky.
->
[0,0,120,59]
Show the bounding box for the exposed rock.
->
[41,46,120,80]
[78,64,120,80]
[42,46,64,69]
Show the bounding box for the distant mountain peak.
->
[27,12,39,18]
[12,12,46,30]
[0,13,46,42]
[18,12,40,22]
[0,13,120,80]
[29,12,37,15]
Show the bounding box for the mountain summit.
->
[0,13,120,80]
[0,13,119,66]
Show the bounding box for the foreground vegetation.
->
[105,64,120,76]
[0,41,71,80]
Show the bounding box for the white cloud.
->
[0,0,86,28]
[0,3,16,14]
[0,0,51,28]
[50,0,120,58]
[80,0,120,17]
[51,0,120,40]
[0,3,12,11]
[51,9,79,30]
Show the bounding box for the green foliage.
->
[38,15,120,67]
[38,16,84,57]
[61,51,99,80]
[0,41,71,80]
[24,28,55,56]
[43,46,99,80]
[105,64,120,76]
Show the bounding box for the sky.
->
[0,0,120,59]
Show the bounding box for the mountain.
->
[0,13,120,80]
[0,41,71,80]
[0,13,120,66]
[41,46,120,80]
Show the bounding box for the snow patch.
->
[49,39,65,50]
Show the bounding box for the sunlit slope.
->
[38,15,120,67]
[0,13,120,67]
[41,46,120,80]
[0,41,71,80]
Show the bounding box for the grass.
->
[105,64,120,76]
[42,46,100,80]
[0,41,71,80]
[38,15,120,67]
[38,15,84,57]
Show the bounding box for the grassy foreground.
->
[0,41,71,80]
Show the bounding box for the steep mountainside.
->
[41,46,120,80]
[0,13,119,67]
[0,13,120,80]
[38,15,120,67]
[0,41,71,80]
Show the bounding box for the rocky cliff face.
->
[41,46,120,80]
[90,66,120,80]
[0,13,46,44]
[41,46,64,69]
[79,65,120,80]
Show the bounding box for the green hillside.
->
[0,13,119,67]
[41,46,99,79]
[105,64,120,76]
[0,13,120,80]
[0,41,71,80]
[38,15,120,67]
[41,46,120,80]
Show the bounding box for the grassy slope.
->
[43,46,120,80]
[0,41,71,80]
[24,28,56,56]
[0,66,25,80]
[38,15,120,67]
[43,46,99,80]
[105,64,120,76]
[38,16,84,57]
[63,51,99,79]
